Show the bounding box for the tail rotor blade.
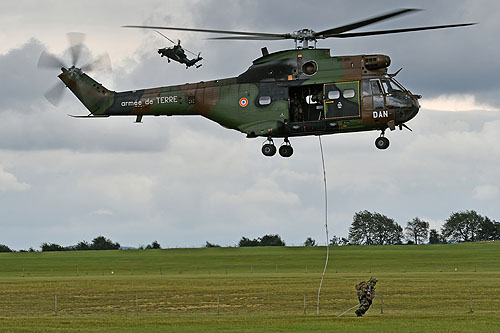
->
[67,32,86,66]
[38,51,66,69]
[44,81,66,106]
[81,52,112,72]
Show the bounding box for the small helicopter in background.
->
[155,30,203,69]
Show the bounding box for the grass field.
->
[0,243,499,332]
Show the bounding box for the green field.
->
[0,243,499,332]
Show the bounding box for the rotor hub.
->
[66,66,83,77]
[292,29,317,42]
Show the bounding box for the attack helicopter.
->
[154,30,203,69]
[38,9,475,157]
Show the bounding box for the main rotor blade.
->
[318,8,420,37]
[154,29,176,44]
[81,52,112,72]
[123,25,287,38]
[38,51,67,69]
[208,36,289,40]
[328,23,476,38]
[184,47,201,58]
[44,81,66,106]
[67,32,86,66]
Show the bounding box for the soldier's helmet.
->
[368,277,378,286]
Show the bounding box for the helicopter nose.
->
[409,94,421,119]
[395,94,420,124]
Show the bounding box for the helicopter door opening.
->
[289,84,324,122]
[324,82,361,120]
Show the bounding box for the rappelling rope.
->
[316,136,329,315]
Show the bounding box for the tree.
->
[349,211,403,245]
[441,210,482,242]
[329,236,340,246]
[0,244,12,252]
[75,241,91,251]
[304,237,316,246]
[205,241,221,248]
[238,234,285,247]
[146,241,161,249]
[41,243,68,252]
[330,236,350,246]
[238,236,259,247]
[340,237,350,246]
[348,210,376,245]
[259,234,285,246]
[372,213,403,245]
[405,217,430,245]
[429,229,441,244]
[90,236,120,250]
[477,217,500,241]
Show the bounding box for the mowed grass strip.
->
[0,242,499,331]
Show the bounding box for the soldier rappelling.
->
[354,277,378,317]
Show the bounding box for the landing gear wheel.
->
[279,145,294,157]
[375,136,390,150]
[279,138,294,157]
[262,141,276,157]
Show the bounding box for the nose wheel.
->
[375,132,390,150]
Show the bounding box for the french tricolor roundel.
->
[239,97,249,108]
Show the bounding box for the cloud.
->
[0,39,51,111]
[473,185,499,200]
[78,172,156,206]
[90,209,114,216]
[421,95,500,112]
[0,166,30,192]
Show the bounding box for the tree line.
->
[0,236,161,253]
[1,210,498,252]
[208,210,499,247]
[338,209,500,246]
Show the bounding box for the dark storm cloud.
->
[0,39,52,111]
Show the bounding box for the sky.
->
[0,0,499,249]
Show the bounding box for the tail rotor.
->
[37,33,112,106]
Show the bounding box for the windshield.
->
[381,78,406,93]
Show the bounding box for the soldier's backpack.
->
[355,281,366,291]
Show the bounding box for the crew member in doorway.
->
[291,93,304,122]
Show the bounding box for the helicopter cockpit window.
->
[343,89,355,99]
[361,81,371,96]
[259,96,272,105]
[328,90,340,100]
[370,80,382,95]
[381,79,404,93]
[390,78,406,91]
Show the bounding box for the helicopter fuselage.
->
[59,48,420,155]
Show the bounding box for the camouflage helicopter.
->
[38,9,475,157]
[154,30,203,69]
